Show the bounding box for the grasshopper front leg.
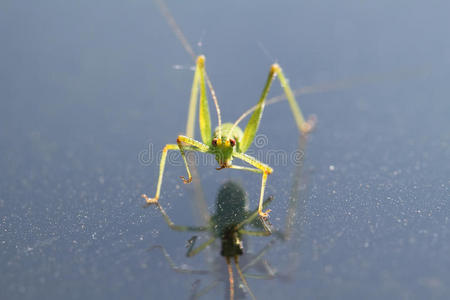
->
[142,144,182,206]
[231,152,273,220]
[142,139,208,206]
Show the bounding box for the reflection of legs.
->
[190,280,220,300]
[149,245,209,275]
[186,235,216,257]
[142,195,208,232]
[285,133,308,240]
[226,257,234,300]
[234,256,256,300]
[239,229,271,237]
[236,195,274,233]
[242,134,309,281]
[241,239,277,279]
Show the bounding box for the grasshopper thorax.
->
[210,123,244,168]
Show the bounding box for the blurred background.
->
[1,0,449,299]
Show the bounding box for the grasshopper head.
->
[211,137,236,168]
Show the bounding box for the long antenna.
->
[154,0,223,138]
[227,91,281,139]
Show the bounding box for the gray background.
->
[1,0,449,299]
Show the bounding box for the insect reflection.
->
[145,180,274,300]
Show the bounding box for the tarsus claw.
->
[259,209,271,219]
[180,176,192,184]
[142,194,158,207]
[301,114,317,134]
[258,209,273,232]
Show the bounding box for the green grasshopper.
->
[142,0,316,221]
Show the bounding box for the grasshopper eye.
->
[229,139,236,147]
[212,138,218,146]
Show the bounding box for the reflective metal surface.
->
[1,0,449,299]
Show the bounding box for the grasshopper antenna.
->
[154,0,196,60]
[154,0,223,138]
[257,41,276,65]
[197,29,207,53]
